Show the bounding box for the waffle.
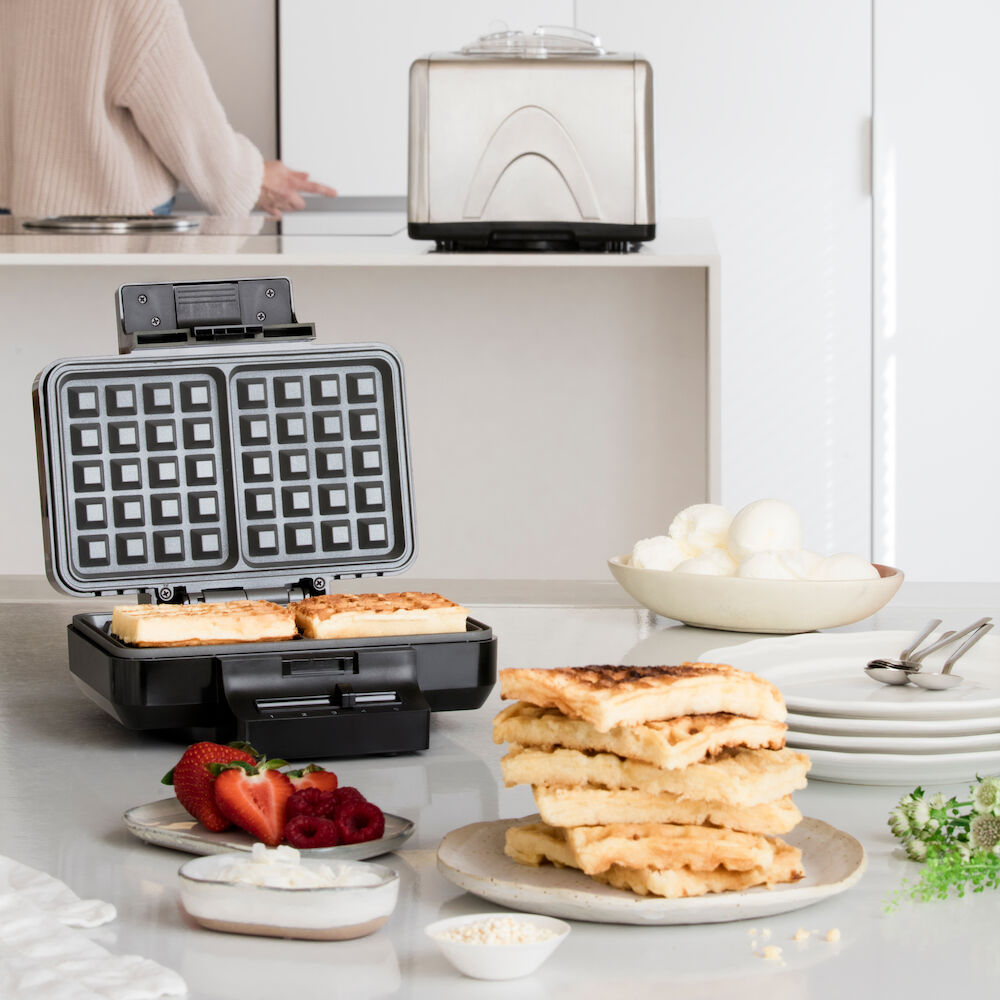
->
[494,703,786,769]
[291,592,469,639]
[531,786,802,835]
[110,600,297,647]
[498,664,786,731]
[501,746,810,807]
[504,822,804,898]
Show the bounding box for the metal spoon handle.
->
[941,623,993,675]
[909,616,993,664]
[899,619,943,660]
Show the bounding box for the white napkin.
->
[0,855,186,999]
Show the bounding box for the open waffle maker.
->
[33,277,496,758]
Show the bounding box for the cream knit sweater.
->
[0,0,264,215]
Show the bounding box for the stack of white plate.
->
[701,631,1000,785]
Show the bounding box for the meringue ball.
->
[667,503,733,555]
[727,499,803,561]
[780,549,823,580]
[810,552,880,581]
[737,550,799,580]
[674,549,737,576]
[630,535,692,571]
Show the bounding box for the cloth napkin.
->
[0,855,186,999]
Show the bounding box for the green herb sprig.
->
[887,777,1000,907]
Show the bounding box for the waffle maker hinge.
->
[116,277,315,354]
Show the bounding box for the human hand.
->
[256,161,337,217]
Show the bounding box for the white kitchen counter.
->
[0,580,995,999]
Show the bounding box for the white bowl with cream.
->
[609,556,903,634]
[178,844,398,940]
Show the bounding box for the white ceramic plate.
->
[124,798,414,859]
[787,728,1000,754]
[786,709,1000,738]
[700,631,1000,720]
[791,746,1000,785]
[608,556,902,634]
[436,816,865,926]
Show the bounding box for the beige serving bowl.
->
[608,557,903,634]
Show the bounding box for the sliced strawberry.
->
[211,760,293,846]
[162,741,258,832]
[286,763,339,793]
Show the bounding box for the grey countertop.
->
[1,587,995,998]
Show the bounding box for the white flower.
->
[972,776,1000,815]
[905,838,928,862]
[888,808,910,837]
[969,814,1000,851]
[911,800,931,827]
[927,793,948,810]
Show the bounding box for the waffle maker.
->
[33,277,496,759]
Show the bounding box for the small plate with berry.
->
[124,741,414,860]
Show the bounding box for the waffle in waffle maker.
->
[32,277,497,759]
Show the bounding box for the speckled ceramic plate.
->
[124,798,413,860]
[436,816,865,925]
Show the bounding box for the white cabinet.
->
[873,0,1000,581]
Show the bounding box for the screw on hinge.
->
[265,287,275,298]
[256,311,266,322]
[151,316,160,327]
[313,577,326,592]
[158,587,173,601]
[137,294,147,304]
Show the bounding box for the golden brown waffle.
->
[110,600,297,647]
[504,822,804,898]
[531,786,802,835]
[291,592,469,639]
[494,702,786,769]
[498,664,786,731]
[501,745,810,807]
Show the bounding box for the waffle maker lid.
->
[33,277,416,601]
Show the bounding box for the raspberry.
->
[327,786,366,816]
[335,801,385,845]
[286,787,337,821]
[284,814,340,849]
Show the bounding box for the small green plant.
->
[887,777,1000,907]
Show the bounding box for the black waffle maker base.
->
[34,277,497,759]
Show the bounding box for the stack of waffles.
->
[494,664,810,898]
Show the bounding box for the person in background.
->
[0,0,335,217]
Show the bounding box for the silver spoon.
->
[865,619,943,685]
[909,623,994,691]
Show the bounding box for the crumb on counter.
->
[760,928,772,939]
[792,928,811,941]
[825,928,841,943]
[761,945,783,961]
[747,927,758,936]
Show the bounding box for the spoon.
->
[909,623,994,691]
[864,616,992,686]
[864,619,943,685]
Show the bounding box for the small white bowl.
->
[425,912,570,980]
[609,556,903,634]
[178,853,398,940]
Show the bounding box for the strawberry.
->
[162,741,258,832]
[286,763,339,793]
[211,760,293,846]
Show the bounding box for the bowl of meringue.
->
[609,499,903,634]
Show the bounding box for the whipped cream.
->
[727,499,803,561]
[213,843,382,889]
[630,535,692,571]
[668,503,733,554]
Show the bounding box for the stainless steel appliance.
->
[408,27,655,251]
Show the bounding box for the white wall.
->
[281,1,874,557]
[873,0,1000,581]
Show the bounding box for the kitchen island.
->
[1,577,996,999]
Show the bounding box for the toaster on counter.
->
[408,27,655,252]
